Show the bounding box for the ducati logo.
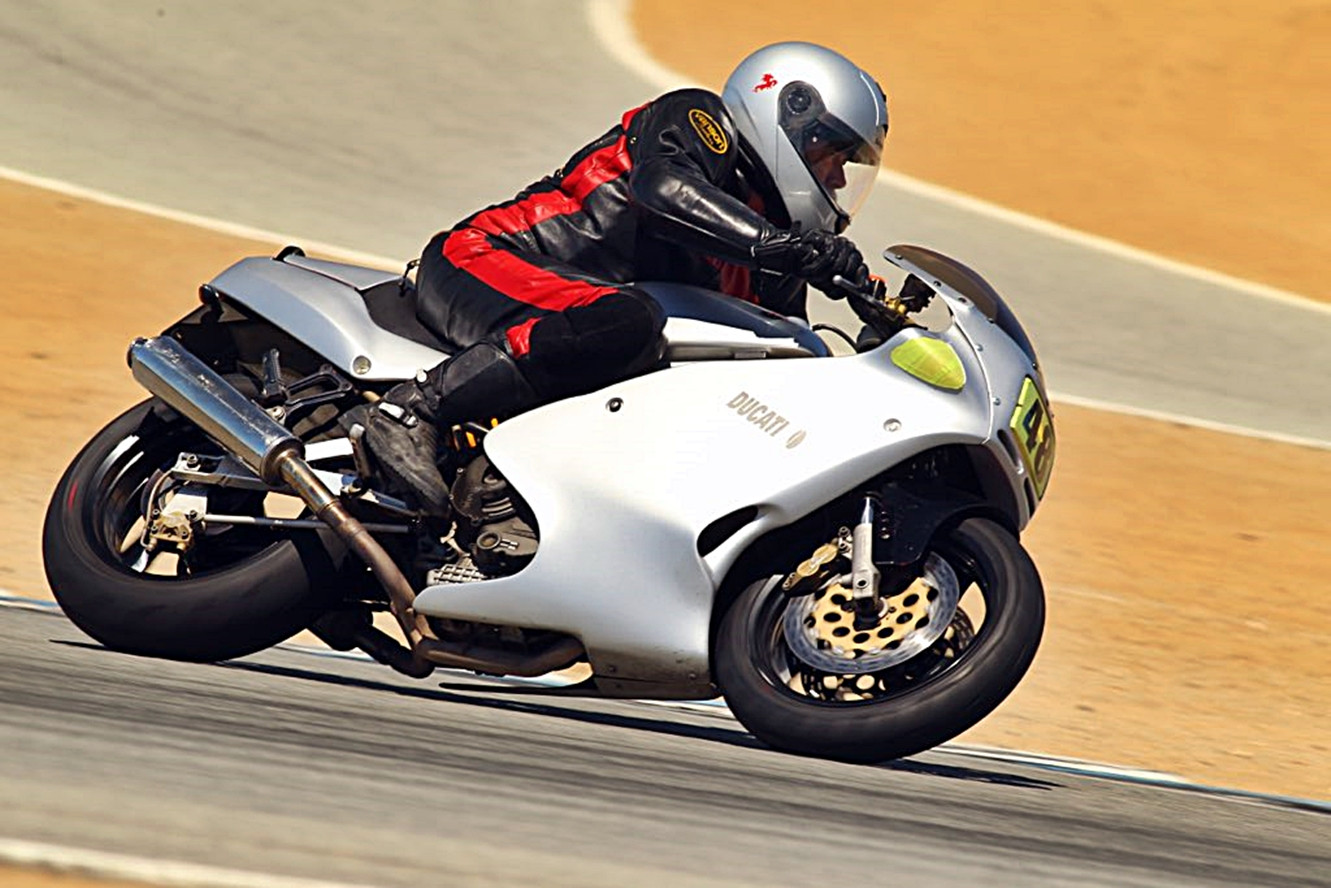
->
[727,391,806,448]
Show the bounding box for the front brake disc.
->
[781,553,961,674]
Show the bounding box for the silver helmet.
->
[722,42,888,234]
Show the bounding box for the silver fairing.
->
[209,255,450,381]
[413,271,1045,698]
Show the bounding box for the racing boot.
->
[360,376,450,517]
[362,342,539,515]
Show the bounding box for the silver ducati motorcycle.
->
[43,243,1054,762]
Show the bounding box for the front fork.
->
[780,492,885,625]
[849,494,884,629]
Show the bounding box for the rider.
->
[365,42,889,514]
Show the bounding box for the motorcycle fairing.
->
[412,307,1026,697]
[885,244,1051,513]
[885,244,1043,379]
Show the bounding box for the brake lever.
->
[832,274,909,339]
[898,273,937,313]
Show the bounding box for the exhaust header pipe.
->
[129,336,300,485]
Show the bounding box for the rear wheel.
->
[716,517,1043,762]
[42,400,343,662]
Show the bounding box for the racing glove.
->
[751,229,869,299]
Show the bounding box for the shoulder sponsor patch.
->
[688,108,729,154]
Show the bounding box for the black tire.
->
[716,517,1044,762]
[43,400,343,662]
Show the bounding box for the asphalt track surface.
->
[2,1,1329,442]
[3,3,1330,886]
[2,605,1328,888]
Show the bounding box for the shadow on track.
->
[50,638,1059,791]
[227,655,1061,791]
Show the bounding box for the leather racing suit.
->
[415,87,809,401]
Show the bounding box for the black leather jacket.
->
[450,88,808,318]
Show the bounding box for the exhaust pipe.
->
[126,338,584,679]
[129,336,435,675]
[129,336,301,485]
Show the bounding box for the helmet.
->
[722,42,888,235]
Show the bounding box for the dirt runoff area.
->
[2,179,1327,800]
[634,0,1331,301]
[0,867,161,888]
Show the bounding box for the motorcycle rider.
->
[365,42,889,514]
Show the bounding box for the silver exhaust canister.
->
[128,336,301,485]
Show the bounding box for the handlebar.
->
[831,272,936,341]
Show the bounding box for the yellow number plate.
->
[1009,378,1056,499]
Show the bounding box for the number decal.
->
[1009,378,1056,499]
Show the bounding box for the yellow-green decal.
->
[890,338,966,392]
[1009,377,1056,498]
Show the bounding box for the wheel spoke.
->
[126,545,151,574]
[761,548,985,706]
[117,516,147,556]
[143,550,183,577]
[87,420,282,579]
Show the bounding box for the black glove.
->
[752,229,869,299]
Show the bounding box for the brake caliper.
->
[780,538,845,596]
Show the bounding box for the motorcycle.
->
[43,242,1053,762]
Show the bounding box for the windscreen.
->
[887,245,1040,368]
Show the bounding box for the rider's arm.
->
[627,89,778,266]
[627,89,866,304]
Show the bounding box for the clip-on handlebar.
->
[831,272,936,342]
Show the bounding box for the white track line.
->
[0,165,403,271]
[0,837,373,888]
[4,132,1327,450]
[1049,391,1331,451]
[585,0,1331,316]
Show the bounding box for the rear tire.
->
[43,400,343,662]
[716,517,1044,762]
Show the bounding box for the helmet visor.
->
[777,80,885,229]
[791,114,883,222]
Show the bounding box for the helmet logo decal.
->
[753,73,778,92]
[688,109,729,154]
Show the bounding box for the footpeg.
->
[347,422,375,488]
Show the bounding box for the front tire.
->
[43,400,343,662]
[716,517,1044,762]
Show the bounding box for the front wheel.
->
[43,400,344,662]
[716,517,1044,762]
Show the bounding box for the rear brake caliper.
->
[141,456,212,553]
